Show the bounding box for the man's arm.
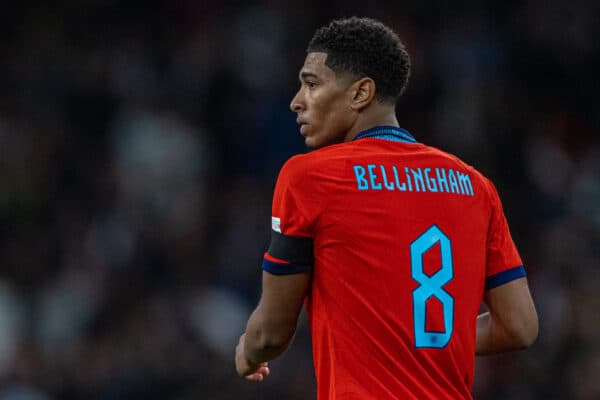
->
[236,270,311,380]
[476,277,538,355]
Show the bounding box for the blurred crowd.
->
[0,0,598,399]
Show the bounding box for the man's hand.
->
[235,333,271,381]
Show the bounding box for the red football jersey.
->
[262,126,525,400]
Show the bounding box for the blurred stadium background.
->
[0,0,598,399]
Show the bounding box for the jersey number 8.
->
[410,225,454,348]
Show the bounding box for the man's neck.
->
[343,108,399,142]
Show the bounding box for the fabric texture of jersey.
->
[263,126,525,400]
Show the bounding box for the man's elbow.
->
[510,312,539,349]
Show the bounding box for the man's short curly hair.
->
[307,17,411,103]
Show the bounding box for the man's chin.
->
[304,136,320,150]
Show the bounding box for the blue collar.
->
[352,126,417,144]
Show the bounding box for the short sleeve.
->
[485,181,526,290]
[261,156,320,275]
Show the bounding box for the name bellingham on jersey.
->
[353,164,474,196]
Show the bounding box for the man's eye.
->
[306,81,317,88]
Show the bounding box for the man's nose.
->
[290,90,304,113]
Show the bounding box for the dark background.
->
[0,0,598,399]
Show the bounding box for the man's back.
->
[273,127,523,399]
[236,18,536,398]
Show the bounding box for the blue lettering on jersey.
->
[380,165,395,190]
[424,168,438,192]
[368,164,382,190]
[352,164,475,196]
[392,166,406,191]
[404,167,413,192]
[448,170,459,194]
[457,171,474,196]
[353,165,369,190]
[435,168,449,193]
[411,168,426,192]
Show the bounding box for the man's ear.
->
[350,77,376,111]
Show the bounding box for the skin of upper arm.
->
[483,277,538,346]
[251,271,311,345]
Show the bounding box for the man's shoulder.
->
[280,144,350,174]
[424,144,492,184]
[418,143,500,204]
[275,145,352,196]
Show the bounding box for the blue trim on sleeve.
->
[261,258,312,275]
[485,266,526,290]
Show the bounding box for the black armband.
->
[267,230,314,266]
